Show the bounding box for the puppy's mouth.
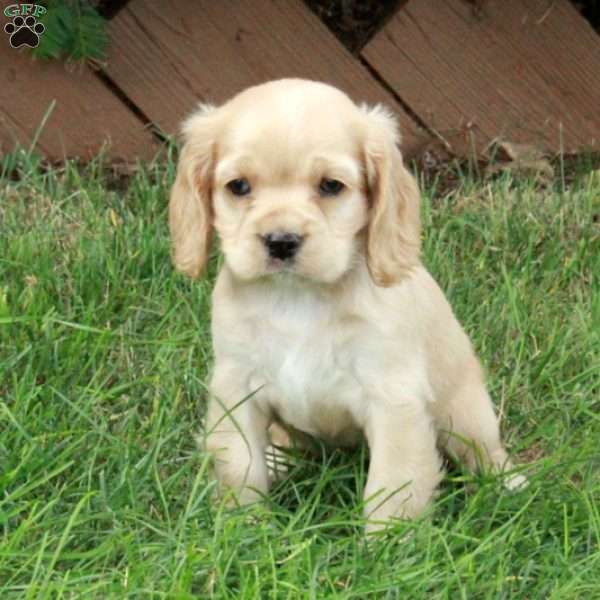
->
[265,256,297,273]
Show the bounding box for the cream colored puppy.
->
[169,79,525,531]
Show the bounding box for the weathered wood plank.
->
[362,0,600,155]
[0,43,157,161]
[105,0,424,156]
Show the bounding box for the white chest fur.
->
[216,276,367,442]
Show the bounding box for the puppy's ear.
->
[362,104,421,287]
[169,104,219,278]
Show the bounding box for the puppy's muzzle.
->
[262,232,304,261]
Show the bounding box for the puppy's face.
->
[212,86,368,283]
[169,79,421,287]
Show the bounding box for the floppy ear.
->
[362,104,421,287]
[169,104,219,278]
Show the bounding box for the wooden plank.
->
[0,44,157,161]
[104,0,424,156]
[362,0,600,155]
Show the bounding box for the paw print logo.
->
[4,15,45,48]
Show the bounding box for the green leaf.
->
[30,1,108,62]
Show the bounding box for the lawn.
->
[1,151,599,598]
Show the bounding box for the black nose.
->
[262,232,303,260]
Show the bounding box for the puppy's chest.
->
[246,296,364,438]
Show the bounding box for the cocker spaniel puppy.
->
[169,79,525,532]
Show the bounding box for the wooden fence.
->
[1,0,599,162]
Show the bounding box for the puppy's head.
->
[169,79,420,286]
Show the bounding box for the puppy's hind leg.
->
[265,422,291,484]
[266,422,320,484]
[433,368,527,490]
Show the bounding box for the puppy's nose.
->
[262,232,304,260]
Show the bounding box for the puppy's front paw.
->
[363,482,436,536]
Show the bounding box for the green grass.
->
[1,150,599,598]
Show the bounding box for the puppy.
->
[169,79,525,532]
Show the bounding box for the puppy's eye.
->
[226,178,251,196]
[319,178,345,196]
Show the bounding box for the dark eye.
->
[226,178,251,196]
[319,178,345,196]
